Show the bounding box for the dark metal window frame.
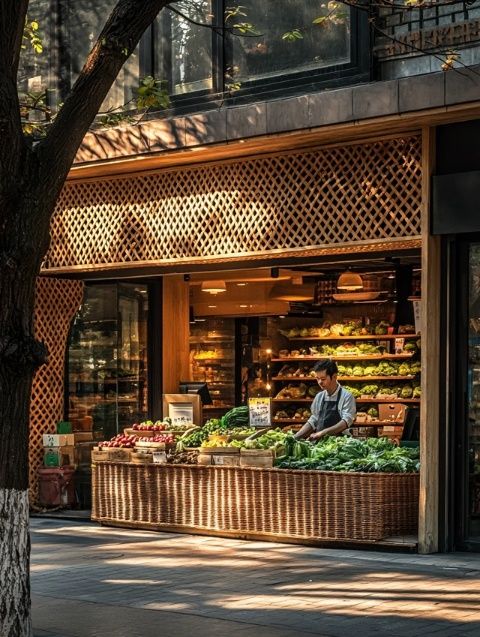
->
[143,3,371,114]
[446,234,480,552]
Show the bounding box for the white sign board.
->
[168,403,194,426]
[248,397,271,429]
[412,300,421,335]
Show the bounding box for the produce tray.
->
[198,446,239,454]
[135,441,166,449]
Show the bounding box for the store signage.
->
[249,397,271,428]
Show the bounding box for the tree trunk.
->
[0,184,50,636]
[0,490,31,636]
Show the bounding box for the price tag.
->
[248,397,271,429]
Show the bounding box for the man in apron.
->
[294,359,356,441]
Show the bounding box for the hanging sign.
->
[248,397,271,428]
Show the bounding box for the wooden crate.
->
[240,449,273,468]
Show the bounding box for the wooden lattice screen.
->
[30,277,84,502]
[44,135,422,273]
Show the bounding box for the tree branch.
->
[35,0,172,207]
[0,0,29,173]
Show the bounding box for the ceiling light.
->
[336,269,364,291]
[236,282,247,287]
[201,280,227,294]
[208,305,217,308]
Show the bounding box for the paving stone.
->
[31,519,480,637]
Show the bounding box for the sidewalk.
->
[31,518,480,637]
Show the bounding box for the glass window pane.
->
[228,0,351,85]
[157,1,213,95]
[62,1,140,111]
[18,1,54,101]
[68,283,148,443]
[467,243,480,541]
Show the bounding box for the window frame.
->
[148,3,370,112]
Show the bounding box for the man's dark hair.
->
[313,359,338,376]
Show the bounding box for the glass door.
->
[466,243,480,544]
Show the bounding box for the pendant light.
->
[200,280,227,294]
[336,269,364,291]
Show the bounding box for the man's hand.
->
[308,431,325,441]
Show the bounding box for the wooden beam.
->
[419,125,441,554]
[162,276,190,396]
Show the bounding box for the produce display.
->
[343,382,421,399]
[221,405,249,429]
[274,407,311,420]
[98,432,175,448]
[275,435,420,473]
[130,418,194,433]
[279,321,416,338]
[176,406,250,449]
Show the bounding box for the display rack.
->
[189,319,236,420]
[270,325,421,433]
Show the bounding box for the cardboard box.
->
[43,445,75,468]
[378,403,406,424]
[43,433,75,447]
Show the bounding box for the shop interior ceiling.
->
[189,253,421,318]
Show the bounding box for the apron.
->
[317,387,343,432]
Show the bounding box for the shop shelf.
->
[271,354,414,362]
[285,334,417,341]
[272,397,420,404]
[272,375,415,381]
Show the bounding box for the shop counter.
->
[91,462,419,544]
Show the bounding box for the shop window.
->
[227,0,351,86]
[67,283,148,441]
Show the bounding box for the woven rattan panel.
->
[45,136,421,272]
[29,277,84,502]
[92,463,419,541]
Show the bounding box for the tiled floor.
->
[31,518,480,637]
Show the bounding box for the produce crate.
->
[240,449,273,468]
[198,447,240,466]
[93,447,131,462]
[92,463,419,543]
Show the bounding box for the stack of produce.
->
[274,435,420,473]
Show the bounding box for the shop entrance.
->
[451,239,480,551]
[188,253,421,442]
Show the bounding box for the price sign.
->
[412,300,421,335]
[248,397,271,429]
[168,403,194,426]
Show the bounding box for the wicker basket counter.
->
[92,462,419,544]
